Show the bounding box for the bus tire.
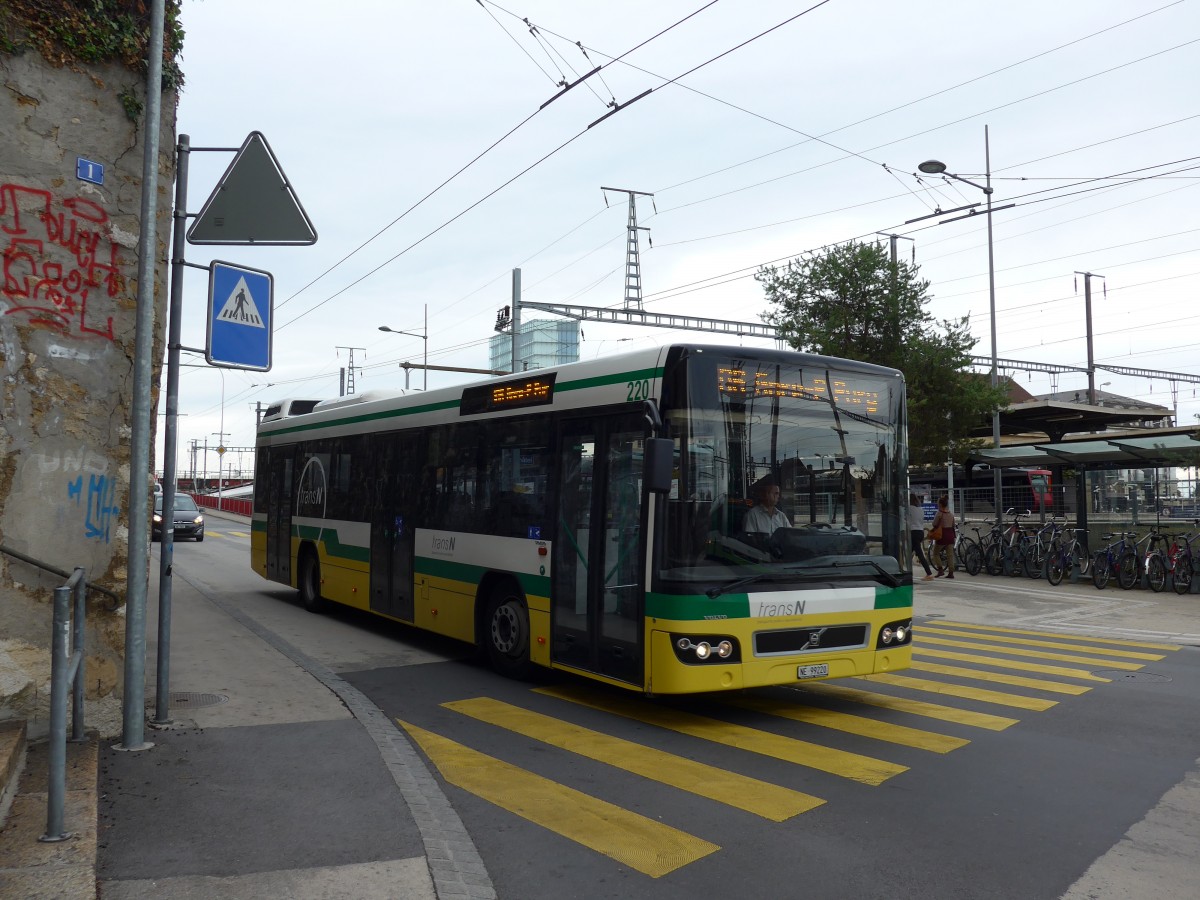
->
[484,586,535,679]
[298,547,326,613]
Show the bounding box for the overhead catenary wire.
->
[284,5,1194,347]
[650,1,1186,193]
[654,35,1200,220]
[635,156,1200,307]
[278,1,838,330]
[274,0,722,315]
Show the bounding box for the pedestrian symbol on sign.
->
[207,261,273,371]
[216,277,265,327]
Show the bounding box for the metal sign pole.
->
[118,0,166,753]
[153,134,190,726]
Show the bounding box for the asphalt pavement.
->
[69,513,1198,898]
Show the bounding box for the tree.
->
[756,240,1008,466]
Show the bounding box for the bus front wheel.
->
[485,588,535,679]
[299,548,326,613]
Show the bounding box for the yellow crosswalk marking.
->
[934,621,1180,652]
[911,659,1093,694]
[920,626,1165,660]
[536,684,907,786]
[228,531,251,537]
[916,636,1145,671]
[860,674,1057,710]
[914,648,1110,682]
[797,683,1018,730]
[397,719,718,878]
[443,697,823,821]
[726,695,968,753]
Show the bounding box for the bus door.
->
[265,449,293,584]
[553,414,645,685]
[369,434,419,622]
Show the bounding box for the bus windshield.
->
[658,351,904,585]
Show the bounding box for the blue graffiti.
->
[66,474,120,542]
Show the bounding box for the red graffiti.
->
[1,183,122,340]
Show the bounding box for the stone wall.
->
[0,48,176,736]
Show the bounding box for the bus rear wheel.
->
[484,588,535,679]
[299,548,326,613]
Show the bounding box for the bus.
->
[251,344,912,694]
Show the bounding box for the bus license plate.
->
[797,663,829,679]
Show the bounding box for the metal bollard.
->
[40,567,86,843]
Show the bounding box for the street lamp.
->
[919,126,1004,517]
[379,303,428,390]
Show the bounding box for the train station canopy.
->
[969,430,1200,470]
[965,397,1173,442]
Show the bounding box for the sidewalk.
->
[91,508,492,900]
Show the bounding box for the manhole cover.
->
[145,691,229,709]
[1092,670,1172,684]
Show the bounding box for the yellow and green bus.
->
[251,343,912,693]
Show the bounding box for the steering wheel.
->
[766,530,786,559]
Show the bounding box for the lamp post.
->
[919,125,1002,517]
[379,303,428,390]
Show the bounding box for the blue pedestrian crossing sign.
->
[207,261,273,371]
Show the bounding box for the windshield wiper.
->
[829,559,901,587]
[706,573,770,599]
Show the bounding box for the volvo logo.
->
[806,627,828,648]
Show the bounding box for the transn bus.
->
[250,343,913,694]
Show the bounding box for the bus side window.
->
[482,420,550,538]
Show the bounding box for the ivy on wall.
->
[0,0,185,89]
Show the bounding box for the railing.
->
[40,567,87,842]
[191,494,253,517]
[0,547,120,842]
[0,544,121,609]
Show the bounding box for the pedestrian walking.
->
[908,493,934,581]
[930,494,956,578]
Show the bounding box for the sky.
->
[159,0,1200,481]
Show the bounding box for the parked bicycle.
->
[1165,527,1200,595]
[1045,526,1090,586]
[1024,517,1065,579]
[985,509,1029,577]
[957,522,991,577]
[1141,527,1172,593]
[1093,532,1138,590]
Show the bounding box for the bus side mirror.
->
[644,438,673,494]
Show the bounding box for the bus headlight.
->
[876,619,913,649]
[672,635,741,664]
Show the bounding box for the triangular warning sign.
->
[216,276,266,327]
[187,131,317,246]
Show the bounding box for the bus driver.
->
[743,475,791,536]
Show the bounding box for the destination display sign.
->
[460,373,557,415]
[717,366,881,414]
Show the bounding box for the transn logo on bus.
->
[296,456,327,518]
